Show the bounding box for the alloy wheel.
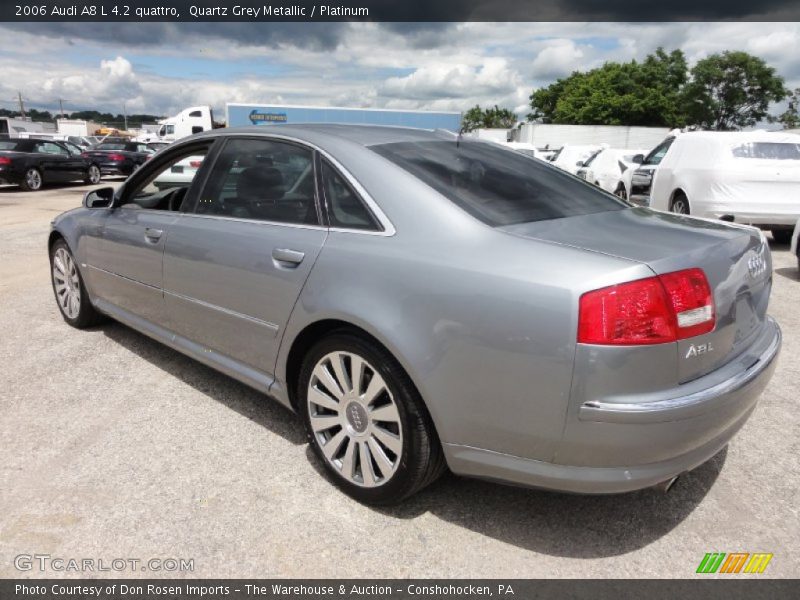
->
[88,165,101,184]
[25,169,42,190]
[672,198,689,214]
[307,351,403,488]
[52,247,81,319]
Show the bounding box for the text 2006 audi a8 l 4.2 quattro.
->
[48,125,781,505]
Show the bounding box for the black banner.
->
[1,580,799,600]
[3,0,800,22]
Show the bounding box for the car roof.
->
[202,124,456,148]
[676,130,800,145]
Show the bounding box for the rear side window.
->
[731,142,800,160]
[320,160,380,231]
[370,141,626,227]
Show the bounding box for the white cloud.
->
[2,22,800,120]
[530,39,585,79]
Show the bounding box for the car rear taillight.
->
[578,268,715,345]
[189,160,203,168]
[80,152,89,158]
[659,268,716,339]
[108,153,125,161]
[0,157,11,166]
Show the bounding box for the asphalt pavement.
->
[1,181,798,578]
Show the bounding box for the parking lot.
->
[0,181,798,579]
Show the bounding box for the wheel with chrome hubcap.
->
[299,333,445,504]
[21,168,43,191]
[671,193,690,215]
[49,239,105,328]
[85,164,101,184]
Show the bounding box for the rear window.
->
[731,142,800,160]
[96,143,127,151]
[370,140,626,226]
[0,141,21,151]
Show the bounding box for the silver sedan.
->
[49,125,781,504]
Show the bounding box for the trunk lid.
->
[501,207,772,382]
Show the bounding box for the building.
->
[513,123,671,150]
[226,103,462,131]
[0,117,56,138]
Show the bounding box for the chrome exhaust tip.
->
[656,476,680,493]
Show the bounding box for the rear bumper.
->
[99,162,132,175]
[445,317,781,493]
[699,206,800,228]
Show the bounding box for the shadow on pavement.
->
[375,446,725,558]
[100,318,725,559]
[775,266,799,282]
[101,321,307,446]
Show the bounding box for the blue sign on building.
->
[227,103,462,132]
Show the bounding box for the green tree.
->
[771,87,800,129]
[461,104,517,131]
[682,51,787,130]
[528,48,688,127]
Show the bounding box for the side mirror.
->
[632,154,645,164]
[575,160,584,167]
[83,187,115,209]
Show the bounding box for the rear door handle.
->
[144,228,163,242]
[272,248,305,266]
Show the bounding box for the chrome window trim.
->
[150,131,397,236]
[212,132,396,236]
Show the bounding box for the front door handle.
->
[272,248,305,267]
[144,228,163,243]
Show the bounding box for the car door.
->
[630,138,674,206]
[57,141,87,180]
[83,141,217,325]
[33,141,70,182]
[162,136,327,376]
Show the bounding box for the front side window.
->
[321,160,379,230]
[36,142,68,155]
[122,145,211,211]
[643,138,674,165]
[196,138,318,225]
[371,140,625,227]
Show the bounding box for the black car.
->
[83,141,154,176]
[0,138,102,191]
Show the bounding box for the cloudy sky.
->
[1,22,799,120]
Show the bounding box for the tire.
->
[298,332,446,505]
[49,239,106,328]
[84,164,101,185]
[671,192,690,215]
[20,167,43,191]
[771,229,792,245]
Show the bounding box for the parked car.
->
[617,136,676,204]
[82,141,154,176]
[791,218,800,271]
[650,131,800,244]
[576,147,648,194]
[48,125,781,505]
[550,144,603,175]
[0,138,101,190]
[503,142,544,160]
[152,155,204,190]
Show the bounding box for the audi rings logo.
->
[748,249,767,279]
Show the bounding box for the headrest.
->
[237,167,284,201]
